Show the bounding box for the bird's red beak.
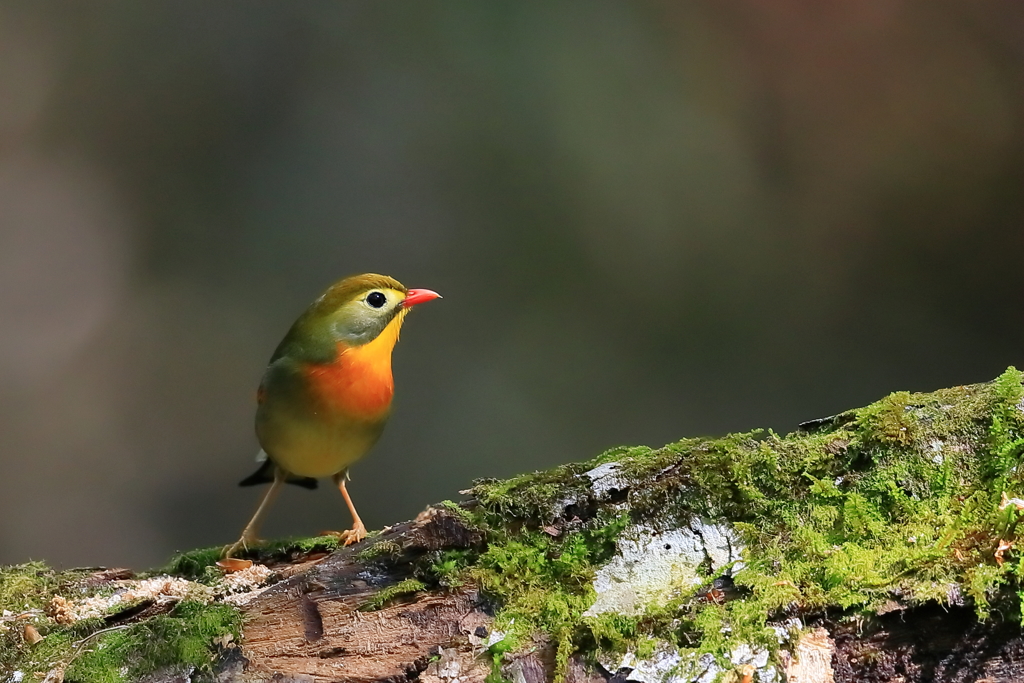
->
[403,288,442,308]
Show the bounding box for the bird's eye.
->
[366,292,387,308]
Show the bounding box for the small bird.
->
[224,273,440,558]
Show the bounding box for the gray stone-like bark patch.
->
[584,520,744,617]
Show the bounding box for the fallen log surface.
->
[4,369,1024,683]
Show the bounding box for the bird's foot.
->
[320,522,367,547]
[222,534,263,559]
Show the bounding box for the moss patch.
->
[1,563,90,673]
[164,535,342,580]
[465,368,1024,678]
[359,578,428,611]
[356,538,403,563]
[41,602,240,683]
[0,562,89,615]
[6,370,1024,681]
[0,565,242,681]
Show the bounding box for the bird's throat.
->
[304,312,406,420]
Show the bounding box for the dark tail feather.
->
[238,459,318,490]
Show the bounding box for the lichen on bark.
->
[465,367,1024,680]
[3,368,1024,683]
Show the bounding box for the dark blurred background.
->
[1,1,1023,570]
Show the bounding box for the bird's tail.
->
[238,456,318,490]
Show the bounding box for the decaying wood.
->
[829,603,1024,683]
[11,502,1024,682]
[238,508,493,682]
[219,508,1024,683]
[779,629,834,683]
[12,374,1024,683]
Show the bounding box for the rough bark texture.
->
[240,511,492,682]
[213,514,1024,683]
[5,370,1024,683]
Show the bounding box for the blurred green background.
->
[1,1,1022,569]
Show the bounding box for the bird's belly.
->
[256,410,387,479]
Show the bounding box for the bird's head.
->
[304,273,440,348]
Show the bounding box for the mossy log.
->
[5,369,1024,683]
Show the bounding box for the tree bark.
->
[6,370,1024,683]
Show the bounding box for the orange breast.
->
[303,315,404,421]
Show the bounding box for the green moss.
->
[164,535,344,579]
[855,391,918,447]
[0,563,96,673]
[0,562,95,615]
[6,370,1024,680]
[470,513,630,678]
[164,546,225,579]
[584,612,667,658]
[0,562,53,614]
[0,569,240,683]
[65,601,241,683]
[437,499,479,525]
[473,467,588,523]
[356,539,403,562]
[359,578,428,611]
[423,549,475,588]
[462,368,1024,678]
[485,633,517,683]
[275,535,343,554]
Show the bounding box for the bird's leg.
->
[323,471,367,546]
[223,467,286,558]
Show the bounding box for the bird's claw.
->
[320,523,367,546]
[222,535,263,560]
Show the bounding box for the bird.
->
[224,273,440,558]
